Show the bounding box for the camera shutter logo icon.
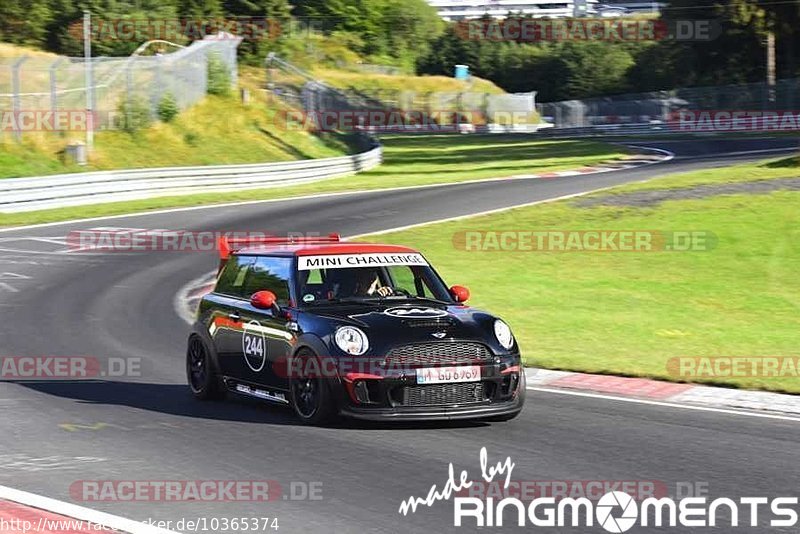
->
[596,491,638,533]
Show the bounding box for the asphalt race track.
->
[0,137,799,533]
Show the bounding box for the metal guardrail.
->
[355,122,660,136]
[533,123,673,138]
[532,119,800,138]
[0,144,382,213]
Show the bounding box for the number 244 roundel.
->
[242,321,267,373]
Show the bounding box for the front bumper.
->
[337,361,526,421]
[341,390,524,421]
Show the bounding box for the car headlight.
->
[335,326,369,356]
[494,319,515,350]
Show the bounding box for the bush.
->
[207,54,231,96]
[157,92,179,122]
[183,131,199,146]
[117,96,152,133]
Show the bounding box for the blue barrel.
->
[454,64,469,80]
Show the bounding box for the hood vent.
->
[401,317,457,329]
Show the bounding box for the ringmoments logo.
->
[398,448,800,530]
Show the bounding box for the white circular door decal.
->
[242,320,267,372]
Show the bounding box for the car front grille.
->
[385,342,493,367]
[399,382,488,407]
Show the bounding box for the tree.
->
[49,0,181,57]
[0,0,52,47]
[179,0,223,19]
[626,0,770,90]
[289,0,441,68]
[223,0,292,63]
[756,0,800,77]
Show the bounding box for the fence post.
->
[126,61,133,112]
[49,58,65,115]
[153,55,163,118]
[265,52,275,104]
[11,57,27,142]
[83,11,94,152]
[455,92,462,131]
[228,42,238,90]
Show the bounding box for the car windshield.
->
[297,264,453,305]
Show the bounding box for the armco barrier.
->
[0,144,382,213]
[353,122,668,136]
[533,122,673,138]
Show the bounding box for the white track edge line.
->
[527,386,800,423]
[0,485,178,534]
[344,174,660,239]
[344,189,610,239]
[174,271,217,325]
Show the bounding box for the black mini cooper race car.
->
[186,234,525,424]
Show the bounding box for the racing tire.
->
[186,334,226,401]
[288,349,337,425]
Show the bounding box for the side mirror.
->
[450,285,470,303]
[250,291,280,314]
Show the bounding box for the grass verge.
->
[359,157,800,394]
[0,135,626,227]
[314,68,504,96]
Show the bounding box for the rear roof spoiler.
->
[217,234,341,272]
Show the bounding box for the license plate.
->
[416,366,481,384]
